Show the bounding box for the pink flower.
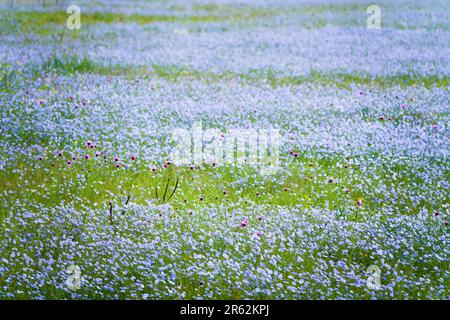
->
[131,155,137,161]
[240,220,248,228]
[356,199,363,207]
[67,160,72,166]
[84,154,89,160]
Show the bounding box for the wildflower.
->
[240,220,248,228]
[445,221,449,226]
[131,155,137,161]
[84,154,90,160]
[67,160,72,166]
[356,199,363,207]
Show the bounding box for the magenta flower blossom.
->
[240,220,248,228]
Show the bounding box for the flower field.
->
[0,0,449,299]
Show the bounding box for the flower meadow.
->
[0,0,449,300]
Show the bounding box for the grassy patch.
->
[22,56,450,89]
[1,148,446,223]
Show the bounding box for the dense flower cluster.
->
[0,0,449,299]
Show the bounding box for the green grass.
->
[3,1,447,37]
[1,148,447,223]
[19,56,450,89]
